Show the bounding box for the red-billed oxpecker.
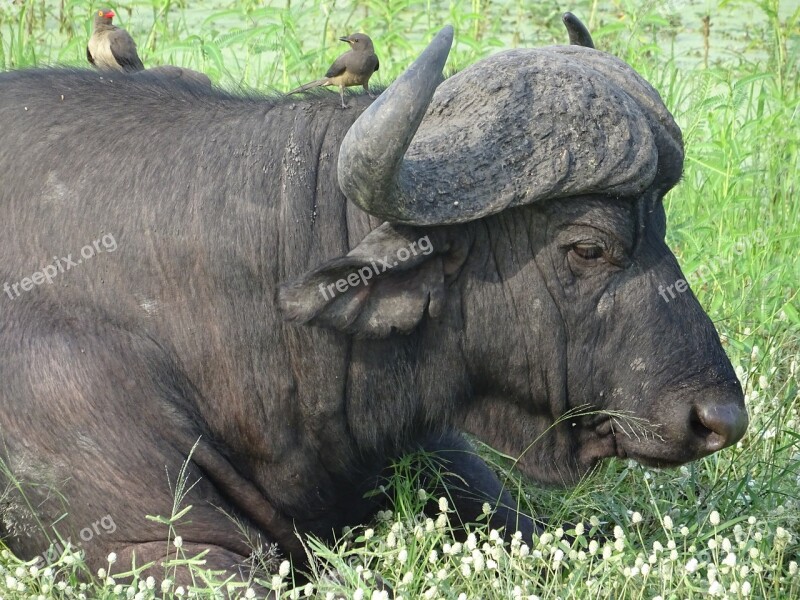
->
[287,33,379,108]
[87,8,144,73]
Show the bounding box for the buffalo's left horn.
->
[562,12,594,48]
[337,25,453,223]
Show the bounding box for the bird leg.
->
[339,84,348,109]
[363,83,376,99]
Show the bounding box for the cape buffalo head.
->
[281,23,748,486]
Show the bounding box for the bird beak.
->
[104,10,115,18]
[338,36,352,44]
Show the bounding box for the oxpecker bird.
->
[287,33,379,108]
[87,8,144,72]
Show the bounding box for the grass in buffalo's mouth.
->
[0,0,798,599]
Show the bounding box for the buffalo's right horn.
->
[562,12,595,48]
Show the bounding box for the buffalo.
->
[0,15,747,591]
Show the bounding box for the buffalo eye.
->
[571,243,604,260]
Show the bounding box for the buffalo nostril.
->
[692,403,749,452]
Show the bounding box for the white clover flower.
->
[553,549,564,562]
[398,549,408,564]
[472,549,485,572]
[271,575,283,590]
[353,589,364,600]
[114,585,123,595]
[520,544,530,558]
[709,511,720,526]
[107,552,117,565]
[680,526,689,537]
[487,558,497,569]
[489,529,501,542]
[603,544,612,560]
[789,561,798,576]
[173,536,183,549]
[387,532,397,548]
[145,576,155,590]
[614,538,625,553]
[436,568,448,581]
[402,571,414,585]
[482,503,491,516]
[425,518,435,533]
[554,527,564,539]
[708,538,717,550]
[461,563,471,577]
[667,539,676,550]
[303,583,314,597]
[749,547,759,559]
[438,497,449,513]
[723,553,737,567]
[748,516,756,525]
[435,514,448,529]
[97,567,107,579]
[685,558,699,573]
[364,528,374,541]
[574,522,585,536]
[467,533,478,551]
[279,560,291,578]
[457,594,467,600]
[417,489,428,501]
[588,540,599,555]
[5,576,17,589]
[590,516,600,527]
[663,515,673,530]
[709,580,723,596]
[722,537,732,552]
[631,512,642,525]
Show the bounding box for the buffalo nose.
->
[692,402,749,452]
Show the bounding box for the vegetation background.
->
[0,0,798,598]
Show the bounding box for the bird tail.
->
[287,79,328,95]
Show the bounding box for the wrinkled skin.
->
[0,26,746,594]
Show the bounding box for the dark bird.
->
[87,8,144,72]
[287,33,379,108]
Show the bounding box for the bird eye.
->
[571,243,603,260]
[98,10,103,16]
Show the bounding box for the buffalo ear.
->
[279,223,452,338]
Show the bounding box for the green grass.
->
[1,0,799,598]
